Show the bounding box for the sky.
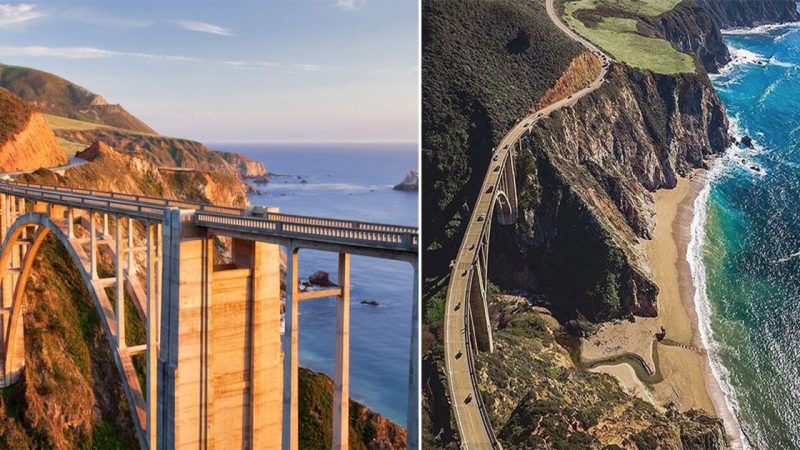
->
[0,1,419,143]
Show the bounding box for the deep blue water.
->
[210,143,418,426]
[696,23,800,448]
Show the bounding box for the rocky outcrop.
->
[214,150,268,178]
[539,51,603,108]
[645,2,731,73]
[490,64,727,322]
[298,367,406,449]
[307,270,335,287]
[393,170,419,191]
[0,88,67,172]
[56,128,245,177]
[697,0,800,28]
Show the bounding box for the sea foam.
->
[687,162,753,449]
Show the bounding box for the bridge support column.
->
[332,253,350,450]
[90,211,98,279]
[468,260,493,353]
[158,209,283,449]
[115,215,125,349]
[67,208,74,239]
[282,246,299,450]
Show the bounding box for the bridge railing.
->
[6,181,417,235]
[0,183,165,220]
[195,212,417,252]
[0,181,418,252]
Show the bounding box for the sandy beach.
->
[649,170,744,448]
[586,168,744,448]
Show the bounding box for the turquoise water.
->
[210,143,417,426]
[699,23,800,448]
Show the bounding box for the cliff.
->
[644,1,731,73]
[0,63,156,133]
[0,88,67,172]
[56,128,251,178]
[214,150,268,178]
[483,298,727,448]
[490,64,727,321]
[696,0,800,28]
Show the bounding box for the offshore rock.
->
[393,170,419,191]
[308,270,335,287]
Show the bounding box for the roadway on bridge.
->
[442,0,614,447]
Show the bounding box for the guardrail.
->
[0,183,165,220]
[6,181,417,235]
[0,181,418,253]
[195,212,417,252]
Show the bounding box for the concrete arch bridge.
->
[0,180,418,450]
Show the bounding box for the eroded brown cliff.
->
[0,88,67,172]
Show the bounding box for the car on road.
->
[494,165,501,172]
[493,154,499,161]
[486,185,494,194]
[477,213,486,222]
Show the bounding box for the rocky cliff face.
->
[645,2,731,73]
[214,150,268,178]
[57,128,251,178]
[697,0,800,28]
[490,64,727,321]
[0,88,67,172]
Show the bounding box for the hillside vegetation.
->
[0,63,155,134]
[478,296,727,448]
[422,0,583,296]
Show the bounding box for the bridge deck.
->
[0,181,417,259]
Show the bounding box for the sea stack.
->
[393,170,418,191]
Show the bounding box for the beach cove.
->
[584,21,800,449]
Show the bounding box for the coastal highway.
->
[0,157,88,178]
[442,0,614,447]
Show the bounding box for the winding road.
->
[442,0,614,447]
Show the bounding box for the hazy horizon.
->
[0,1,419,144]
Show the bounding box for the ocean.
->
[210,143,418,426]
[694,22,800,448]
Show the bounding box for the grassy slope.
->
[422,0,583,298]
[562,0,695,74]
[0,63,155,134]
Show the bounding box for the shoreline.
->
[587,165,745,447]
[649,166,744,448]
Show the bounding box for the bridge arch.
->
[0,212,98,386]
